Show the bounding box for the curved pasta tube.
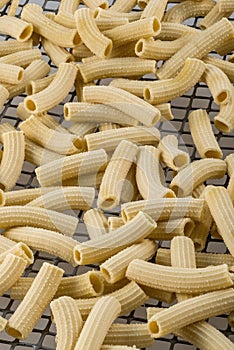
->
[226,153,234,176]
[96,9,141,22]
[214,89,234,133]
[0,235,33,265]
[6,263,63,339]
[192,183,206,199]
[83,86,161,127]
[110,0,136,12]
[58,0,79,14]
[141,0,168,20]
[73,211,156,265]
[42,38,75,67]
[149,218,195,240]
[0,254,26,297]
[21,3,80,47]
[228,175,234,203]
[50,296,83,350]
[0,63,24,84]
[25,137,63,166]
[26,74,55,95]
[136,146,175,200]
[144,58,206,104]
[157,103,174,121]
[84,208,109,239]
[189,109,222,159]
[203,56,234,83]
[199,3,232,30]
[0,85,9,110]
[0,131,25,191]
[0,48,41,68]
[110,78,152,98]
[158,22,198,40]
[0,15,33,41]
[98,140,138,210]
[24,63,77,114]
[108,217,124,231]
[0,39,32,57]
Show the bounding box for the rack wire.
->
[0,1,233,349]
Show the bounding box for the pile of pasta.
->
[0,0,233,349]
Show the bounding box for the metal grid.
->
[0,1,234,349]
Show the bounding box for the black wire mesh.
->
[0,1,234,349]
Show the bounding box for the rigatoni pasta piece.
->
[157,103,174,121]
[73,296,121,350]
[144,58,206,104]
[199,3,232,30]
[83,0,108,9]
[42,38,74,67]
[58,0,79,14]
[25,137,63,166]
[98,140,138,210]
[96,9,141,22]
[0,123,14,141]
[158,22,198,40]
[73,211,156,265]
[0,241,33,266]
[219,0,234,11]
[108,216,124,231]
[149,218,195,240]
[228,174,234,203]
[214,88,234,133]
[189,109,222,159]
[96,17,129,31]
[26,74,55,95]
[136,145,175,199]
[8,0,20,16]
[0,39,32,57]
[24,62,77,114]
[84,208,109,239]
[0,15,33,41]
[74,8,112,58]
[0,63,24,84]
[0,85,9,109]
[6,263,63,339]
[50,296,83,350]
[203,56,234,83]
[110,0,136,12]
[170,159,226,197]
[110,78,151,98]
[141,0,168,20]
[226,153,234,176]
[100,240,157,284]
[0,48,41,67]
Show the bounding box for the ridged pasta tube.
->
[199,3,232,30]
[170,159,226,197]
[226,153,234,176]
[85,126,160,153]
[42,38,75,67]
[219,0,234,11]
[58,0,79,14]
[98,140,138,209]
[0,131,25,191]
[50,296,83,350]
[26,74,55,95]
[21,3,80,47]
[228,175,234,203]
[158,22,198,40]
[108,216,124,231]
[189,109,222,158]
[149,218,195,240]
[4,226,78,266]
[0,15,33,41]
[83,0,108,9]
[36,149,107,187]
[110,78,152,98]
[73,211,156,264]
[141,0,168,20]
[74,8,112,58]
[214,88,234,133]
[83,86,161,127]
[0,122,15,141]
[73,296,121,350]
[84,208,109,239]
[0,85,9,109]
[144,58,206,104]
[0,63,24,84]
[24,63,77,114]
[6,263,63,339]
[25,137,63,166]
[110,0,136,12]
[203,56,234,83]
[136,145,175,199]
[0,48,42,68]
[0,39,32,57]
[100,239,157,284]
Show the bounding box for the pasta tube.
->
[228,175,234,203]
[24,63,77,114]
[0,15,33,41]
[100,239,157,284]
[219,0,234,11]
[0,48,42,68]
[108,216,124,231]
[141,0,168,20]
[6,263,63,339]
[50,296,83,350]
[189,109,222,158]
[102,278,129,295]
[0,63,24,84]
[96,8,141,22]
[204,186,234,257]
[83,0,108,9]
[83,86,161,127]
[170,159,226,197]
[4,226,78,266]
[35,149,107,186]
[8,0,20,16]
[84,208,109,239]
[42,38,75,67]
[0,85,9,109]
[25,137,63,166]
[0,242,33,266]
[214,89,234,133]
[158,22,198,40]
[98,140,138,209]
[110,0,136,12]
[0,39,32,57]
[148,218,195,240]
[144,58,206,104]
[0,254,26,296]
[74,8,112,58]
[21,3,80,47]
[0,131,25,191]
[26,74,55,95]
[63,171,104,188]
[226,153,234,176]
[73,211,156,264]
[110,78,152,98]
[58,0,79,14]
[73,296,121,350]
[203,56,234,83]
[199,3,232,30]
[136,145,175,199]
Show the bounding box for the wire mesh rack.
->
[0,0,234,349]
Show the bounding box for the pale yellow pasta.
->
[119,163,139,203]
[25,137,63,166]
[0,0,9,8]
[0,123,17,136]
[83,86,161,127]
[103,17,161,48]
[0,39,32,57]
[199,3,232,30]
[4,226,78,266]
[109,41,137,58]
[144,58,206,104]
[73,211,156,265]
[42,38,75,67]
[102,278,129,295]
[96,8,141,22]
[189,109,222,159]
[0,254,26,297]
[95,17,129,31]
[74,8,112,58]
[140,285,175,304]
[147,288,234,338]
[98,140,138,209]
[225,154,234,176]
[26,74,55,95]
[63,171,104,188]
[108,217,124,231]
[110,0,136,12]
[50,296,83,350]
[0,63,24,84]
[74,296,120,350]
[149,218,195,240]
[84,208,109,239]
[101,240,157,284]
[0,15,33,41]
[158,22,198,40]
[24,63,77,114]
[35,149,107,187]
[58,0,79,14]
[214,88,234,133]
[72,44,93,60]
[8,0,20,16]
[122,198,204,223]
[228,174,234,203]
[141,0,167,20]
[21,3,80,47]
[164,0,215,23]
[6,263,63,339]
[0,316,7,332]
[202,63,233,105]
[219,0,234,11]
[110,79,152,98]
[204,186,234,257]
[75,281,148,319]
[189,217,212,251]
[0,131,25,191]
[101,347,139,350]
[83,0,108,9]
[136,145,175,200]
[0,85,9,109]
[157,103,174,121]
[216,36,234,57]
[0,242,33,266]
[170,159,226,197]
[203,56,234,83]
[157,18,234,80]
[0,206,78,235]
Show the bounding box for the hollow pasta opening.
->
[66,56,75,63]
[73,32,81,46]
[74,249,81,263]
[135,40,144,55]
[89,272,104,294]
[104,41,113,57]
[25,99,36,112]
[121,209,128,223]
[101,267,112,283]
[152,18,161,34]
[0,189,5,206]
[17,70,24,82]
[184,221,195,237]
[21,243,34,262]
[100,1,108,9]
[138,0,147,9]
[6,327,22,339]
[217,91,228,104]
[144,87,151,101]
[164,190,176,198]
[204,150,222,158]
[149,321,159,334]
[173,154,189,169]
[100,196,117,209]
[26,83,33,96]
[19,25,33,41]
[214,118,230,133]
[73,138,84,151]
